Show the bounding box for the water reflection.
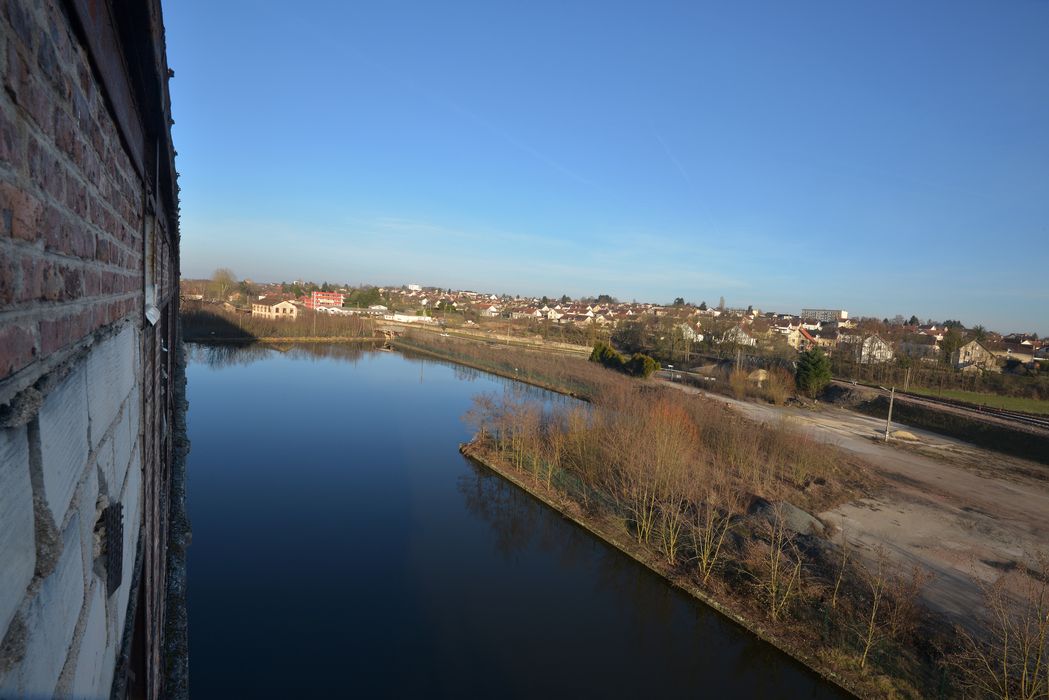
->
[456,461,844,700]
[186,341,369,368]
[185,342,847,699]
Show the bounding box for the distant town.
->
[179,274,1047,373]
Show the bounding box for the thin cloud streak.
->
[653,128,692,188]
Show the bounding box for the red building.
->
[305,291,345,309]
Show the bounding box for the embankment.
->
[854,395,1049,465]
[459,442,866,698]
[391,333,622,400]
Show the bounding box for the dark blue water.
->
[185,344,848,699]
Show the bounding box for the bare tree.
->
[858,553,888,670]
[210,267,236,302]
[748,507,804,622]
[948,554,1049,699]
[691,487,737,586]
[830,524,850,611]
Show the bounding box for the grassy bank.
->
[392,331,623,400]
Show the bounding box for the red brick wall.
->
[0,1,182,698]
[1,0,147,391]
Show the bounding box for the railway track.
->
[834,380,1049,431]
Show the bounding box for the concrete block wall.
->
[0,0,184,698]
[0,329,146,699]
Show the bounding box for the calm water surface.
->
[185,344,849,699]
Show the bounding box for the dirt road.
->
[660,377,1049,619]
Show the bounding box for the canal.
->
[185,343,849,698]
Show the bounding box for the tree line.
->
[181,303,375,341]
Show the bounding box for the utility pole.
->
[884,386,895,442]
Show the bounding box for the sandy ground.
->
[660,378,1049,620]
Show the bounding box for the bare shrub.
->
[746,507,804,623]
[691,486,740,586]
[729,368,749,400]
[831,524,850,611]
[948,554,1049,699]
[764,367,795,405]
[857,552,889,670]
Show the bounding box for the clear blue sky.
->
[166,0,1049,334]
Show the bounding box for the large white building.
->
[252,297,299,319]
[801,308,848,323]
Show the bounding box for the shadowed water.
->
[185,343,849,698]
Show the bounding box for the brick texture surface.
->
[0,0,182,697]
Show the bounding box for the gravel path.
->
[660,378,1049,619]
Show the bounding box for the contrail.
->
[440,98,596,187]
[653,128,691,187]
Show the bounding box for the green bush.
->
[796,348,832,398]
[625,352,660,378]
[589,342,659,378]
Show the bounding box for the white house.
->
[678,323,704,343]
[721,325,757,347]
[953,340,998,372]
[850,334,895,364]
[251,297,299,319]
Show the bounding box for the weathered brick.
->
[27,137,67,206]
[3,1,36,49]
[53,104,75,160]
[0,425,35,635]
[0,322,36,379]
[4,43,52,136]
[38,361,89,523]
[36,34,63,95]
[82,268,100,296]
[15,256,79,303]
[0,179,42,241]
[0,244,17,305]
[41,202,69,252]
[0,102,26,169]
[18,253,42,300]
[94,235,109,264]
[59,261,83,300]
[2,38,30,104]
[39,314,69,355]
[42,207,95,262]
[71,221,95,259]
